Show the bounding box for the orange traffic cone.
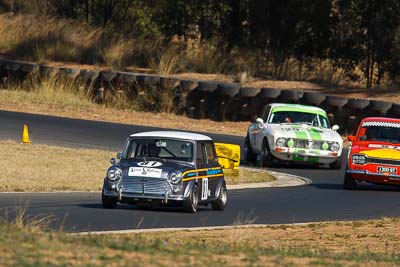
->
[21,124,31,144]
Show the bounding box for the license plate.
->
[377,166,397,173]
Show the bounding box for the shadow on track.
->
[309,182,400,192]
[77,203,212,213]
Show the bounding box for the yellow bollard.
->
[21,124,31,144]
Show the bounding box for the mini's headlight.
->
[330,142,340,152]
[352,154,366,164]
[276,138,286,147]
[169,170,182,185]
[107,168,122,181]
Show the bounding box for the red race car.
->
[344,117,400,189]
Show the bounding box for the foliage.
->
[0,0,399,88]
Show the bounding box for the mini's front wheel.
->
[183,185,198,213]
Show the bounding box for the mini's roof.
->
[129,131,212,141]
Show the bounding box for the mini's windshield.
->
[268,111,330,128]
[358,126,400,143]
[122,138,194,162]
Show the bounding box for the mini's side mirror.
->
[347,135,355,142]
[117,152,122,159]
[110,158,116,165]
[332,125,339,131]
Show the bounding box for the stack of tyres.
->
[300,91,326,107]
[115,72,138,103]
[223,87,261,121]
[208,82,241,121]
[388,103,400,119]
[39,65,60,78]
[93,71,118,103]
[180,79,200,118]
[322,95,348,133]
[278,89,304,104]
[344,98,370,134]
[249,88,281,119]
[19,63,39,80]
[367,100,393,117]
[186,81,218,119]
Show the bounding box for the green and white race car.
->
[245,103,343,168]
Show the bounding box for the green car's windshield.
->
[268,111,330,128]
[122,138,194,162]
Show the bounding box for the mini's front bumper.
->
[347,169,400,184]
[272,147,340,164]
[103,185,185,203]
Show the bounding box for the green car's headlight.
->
[276,138,286,147]
[330,142,340,152]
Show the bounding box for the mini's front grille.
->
[119,177,171,195]
[366,158,400,166]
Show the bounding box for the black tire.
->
[19,63,39,74]
[301,92,326,106]
[259,88,281,100]
[279,89,304,103]
[197,81,218,92]
[80,69,99,81]
[118,72,137,84]
[102,193,117,209]
[346,98,370,110]
[59,67,80,79]
[180,79,199,91]
[329,157,342,169]
[390,103,400,115]
[160,77,180,90]
[343,168,356,190]
[183,184,198,213]
[216,83,241,97]
[369,100,393,113]
[244,134,257,163]
[325,95,348,108]
[212,182,228,211]
[260,138,274,168]
[99,71,117,82]
[238,87,261,98]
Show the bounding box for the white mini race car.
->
[245,103,343,168]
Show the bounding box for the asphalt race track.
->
[1,110,400,232]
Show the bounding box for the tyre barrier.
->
[0,59,399,134]
[224,87,261,121]
[278,89,304,104]
[186,81,218,119]
[300,91,326,106]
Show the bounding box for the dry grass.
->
[0,140,111,191]
[224,167,275,185]
[0,141,273,192]
[0,86,248,136]
[0,217,399,266]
